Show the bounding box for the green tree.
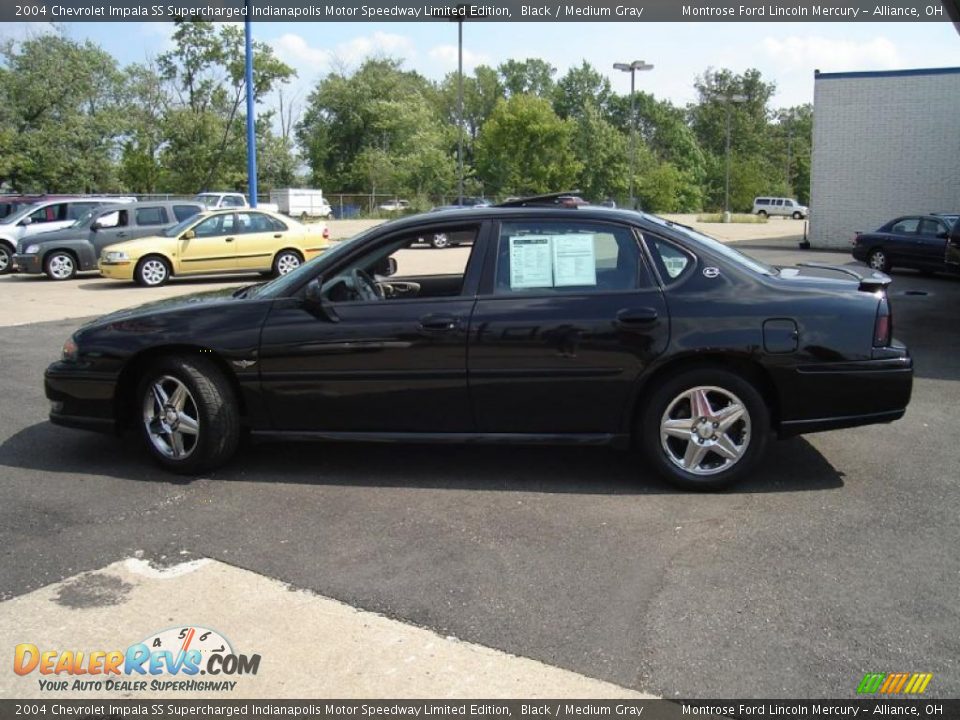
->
[570,103,628,202]
[0,32,123,192]
[475,94,581,196]
[498,58,556,98]
[553,61,612,120]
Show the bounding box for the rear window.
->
[135,207,167,226]
[173,205,201,222]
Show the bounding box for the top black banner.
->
[3,0,958,22]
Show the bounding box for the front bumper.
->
[11,253,41,274]
[98,261,135,280]
[45,362,118,434]
[777,344,913,436]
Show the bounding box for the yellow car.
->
[98,209,331,287]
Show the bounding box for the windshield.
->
[193,194,220,209]
[643,213,775,275]
[163,215,202,238]
[251,228,379,299]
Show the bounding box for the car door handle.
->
[419,314,459,332]
[616,307,659,327]
[225,237,234,242]
[115,232,126,238]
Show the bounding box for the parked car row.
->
[852,212,960,276]
[3,198,331,285]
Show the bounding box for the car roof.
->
[372,204,662,232]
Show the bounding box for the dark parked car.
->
[12,201,203,280]
[45,194,913,490]
[852,214,960,275]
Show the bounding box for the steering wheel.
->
[351,268,383,301]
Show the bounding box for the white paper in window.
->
[552,233,597,287]
[509,235,553,289]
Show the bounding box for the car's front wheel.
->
[756,210,767,218]
[867,248,891,273]
[137,355,240,474]
[135,256,171,287]
[640,368,770,491]
[45,251,78,281]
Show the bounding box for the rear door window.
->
[891,218,920,234]
[135,206,168,226]
[173,205,201,222]
[918,219,946,237]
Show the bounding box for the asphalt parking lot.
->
[1,242,958,699]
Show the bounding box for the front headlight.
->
[61,336,78,362]
[24,244,40,254]
[102,250,129,263]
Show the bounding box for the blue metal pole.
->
[244,0,258,208]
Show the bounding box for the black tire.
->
[300,211,309,222]
[867,248,891,273]
[431,233,450,249]
[135,255,172,287]
[44,251,78,281]
[272,249,303,277]
[639,367,770,491]
[0,243,12,275]
[756,210,767,218]
[136,355,240,474]
[792,211,803,220]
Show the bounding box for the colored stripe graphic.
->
[858,672,932,695]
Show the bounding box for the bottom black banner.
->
[0,699,956,720]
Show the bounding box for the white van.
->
[752,197,808,219]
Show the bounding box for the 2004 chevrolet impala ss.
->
[45,195,913,490]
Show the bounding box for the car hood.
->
[79,285,252,330]
[19,226,86,248]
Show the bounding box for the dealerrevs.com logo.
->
[13,625,260,693]
[857,672,933,695]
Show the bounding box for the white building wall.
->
[810,68,960,249]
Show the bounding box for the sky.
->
[3,20,958,112]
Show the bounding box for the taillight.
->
[323,226,330,240]
[873,295,892,347]
[852,232,861,246]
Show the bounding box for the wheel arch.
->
[275,246,304,261]
[114,345,246,430]
[627,353,782,442]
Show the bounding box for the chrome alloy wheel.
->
[868,251,887,271]
[276,253,301,275]
[140,258,168,286]
[48,254,75,279]
[143,375,200,460]
[660,386,751,476]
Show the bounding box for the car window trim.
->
[479,217,655,298]
[284,219,492,301]
[639,230,699,289]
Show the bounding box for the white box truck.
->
[270,188,333,220]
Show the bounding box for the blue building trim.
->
[815,67,960,81]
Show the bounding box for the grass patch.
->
[696,213,768,224]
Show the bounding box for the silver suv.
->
[752,197,808,219]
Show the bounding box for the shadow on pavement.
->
[1,420,843,495]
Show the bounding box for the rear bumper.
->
[45,362,118,434]
[11,254,41,274]
[777,347,912,437]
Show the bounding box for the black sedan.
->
[852,213,960,275]
[45,197,913,490]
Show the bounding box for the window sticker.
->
[552,233,597,287]
[509,235,554,289]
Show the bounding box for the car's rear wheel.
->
[756,210,767,218]
[137,355,239,474]
[867,248,891,273]
[792,211,803,220]
[45,251,78,281]
[431,233,450,249]
[0,243,12,275]
[640,368,769,491]
[273,249,302,277]
[135,256,171,287]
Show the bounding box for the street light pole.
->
[244,0,258,208]
[613,61,653,210]
[723,93,747,221]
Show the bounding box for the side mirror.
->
[91,220,103,231]
[182,229,196,240]
[303,278,339,322]
[20,216,32,226]
[372,256,397,277]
